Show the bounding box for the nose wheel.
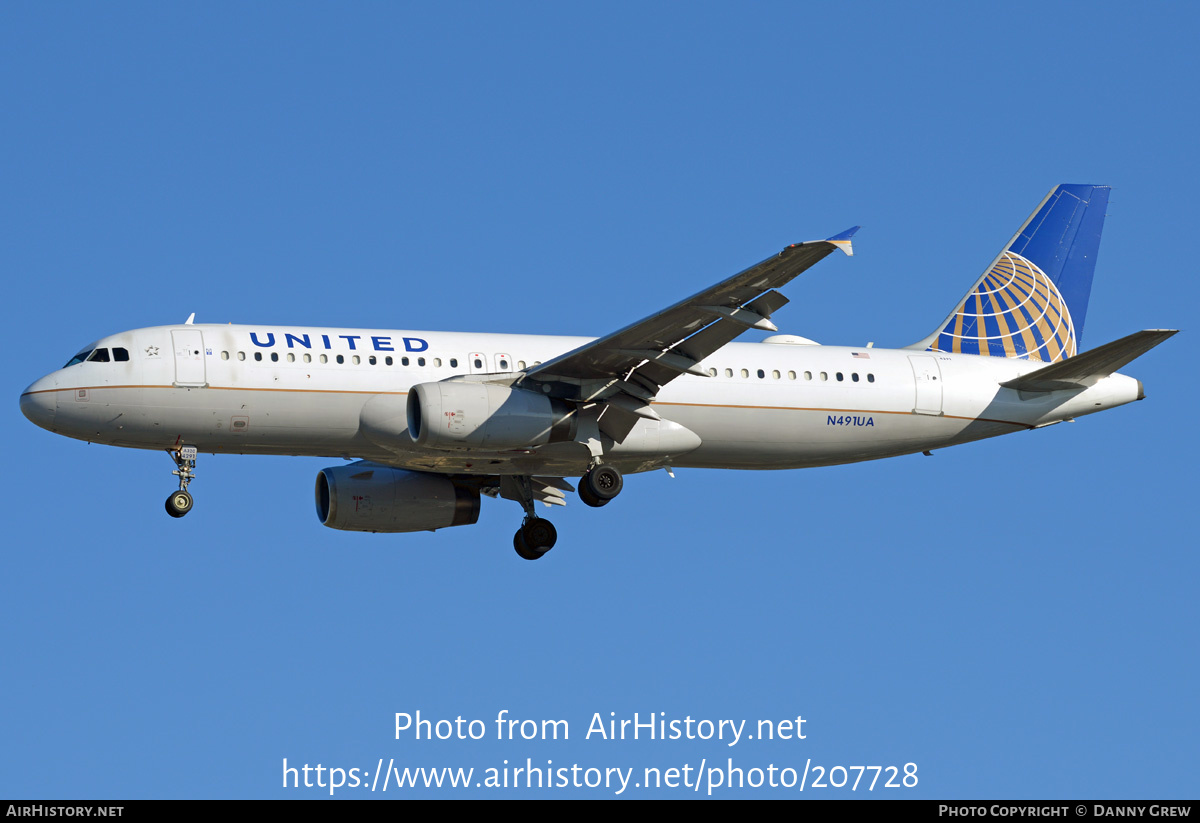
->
[165,446,198,519]
[165,489,194,518]
[513,516,557,560]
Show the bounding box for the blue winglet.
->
[826,225,860,256]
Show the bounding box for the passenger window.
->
[788,371,796,380]
[402,357,410,366]
[756,369,765,379]
[270,352,279,362]
[237,352,246,361]
[474,357,483,369]
[87,349,110,363]
[740,369,749,378]
[336,355,344,364]
[820,372,828,381]
[287,353,295,363]
[868,373,875,383]
[450,358,458,368]
[517,360,525,370]
[113,347,130,362]
[852,373,859,382]
[434,358,442,367]
[369,355,377,365]
[303,354,312,363]
[836,372,844,381]
[772,370,781,379]
[385,356,393,366]
[708,368,717,377]
[319,354,328,364]
[804,371,812,380]
[724,368,733,378]
[254,352,263,362]
[418,357,426,367]
[221,351,230,361]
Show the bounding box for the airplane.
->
[19,184,1176,560]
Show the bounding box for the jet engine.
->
[404,382,577,450]
[315,462,479,533]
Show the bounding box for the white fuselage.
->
[20,323,1144,478]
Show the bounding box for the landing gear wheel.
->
[522,517,557,552]
[578,481,608,508]
[513,517,557,559]
[580,464,622,506]
[513,532,542,560]
[165,490,193,518]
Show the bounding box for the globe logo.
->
[932,251,1076,362]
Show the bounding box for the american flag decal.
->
[852,351,870,359]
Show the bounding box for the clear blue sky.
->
[2,2,1195,798]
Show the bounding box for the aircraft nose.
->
[20,375,57,430]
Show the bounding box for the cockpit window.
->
[63,346,127,367]
[64,349,94,367]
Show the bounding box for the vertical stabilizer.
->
[911,184,1110,363]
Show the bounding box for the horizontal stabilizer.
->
[1000,329,1177,392]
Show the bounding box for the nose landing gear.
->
[164,446,197,518]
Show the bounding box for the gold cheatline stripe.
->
[25,385,1031,429]
[654,401,1024,427]
[23,384,409,396]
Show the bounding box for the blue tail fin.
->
[914,184,1110,363]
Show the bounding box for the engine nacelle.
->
[315,462,480,533]
[405,381,576,450]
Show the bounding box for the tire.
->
[165,490,193,518]
[513,530,545,560]
[520,518,557,553]
[578,482,609,508]
[584,465,623,501]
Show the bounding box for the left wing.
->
[519,228,857,439]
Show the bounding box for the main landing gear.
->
[507,465,624,560]
[508,474,560,561]
[165,445,198,518]
[514,516,558,560]
[578,463,623,508]
[504,467,624,563]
